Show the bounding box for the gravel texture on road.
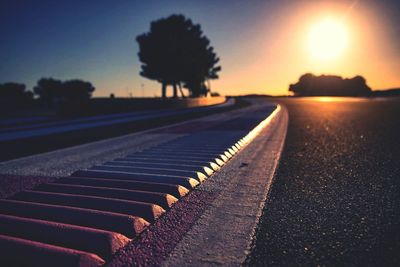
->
[247,97,400,266]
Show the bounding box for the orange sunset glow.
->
[209,1,400,96]
[1,1,399,97]
[1,2,400,266]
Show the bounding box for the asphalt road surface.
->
[0,99,239,161]
[247,97,400,266]
[0,99,234,142]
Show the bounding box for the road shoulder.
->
[162,104,288,266]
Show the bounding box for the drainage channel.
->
[0,104,279,267]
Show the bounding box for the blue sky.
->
[1,0,399,97]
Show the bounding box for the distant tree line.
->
[0,83,33,108]
[289,73,371,96]
[34,78,95,108]
[372,88,400,97]
[137,14,221,99]
[0,78,95,112]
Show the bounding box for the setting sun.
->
[308,18,348,60]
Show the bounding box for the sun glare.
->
[308,18,348,60]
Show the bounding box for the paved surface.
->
[0,99,247,179]
[162,104,287,267]
[0,98,283,266]
[247,97,400,266]
[0,99,234,142]
[0,99,239,161]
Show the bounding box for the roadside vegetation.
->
[1,14,222,116]
[137,14,221,99]
[289,73,371,96]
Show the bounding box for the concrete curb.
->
[0,99,285,266]
[0,234,105,267]
[12,190,165,223]
[0,214,130,260]
[0,199,149,238]
[162,104,288,266]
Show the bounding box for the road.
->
[2,96,399,266]
[0,99,234,142]
[247,97,400,266]
[0,99,237,161]
[0,98,279,266]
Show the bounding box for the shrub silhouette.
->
[34,78,64,108]
[136,14,221,98]
[0,82,33,102]
[34,78,95,108]
[61,80,95,101]
[0,82,33,111]
[289,73,371,96]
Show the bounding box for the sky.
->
[0,0,399,97]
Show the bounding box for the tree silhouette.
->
[0,82,33,111]
[34,78,95,108]
[61,79,95,101]
[289,73,371,96]
[182,43,221,97]
[136,14,221,99]
[0,82,33,102]
[34,78,63,108]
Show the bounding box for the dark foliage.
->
[372,88,400,97]
[33,78,63,108]
[0,82,34,111]
[289,73,371,96]
[61,80,95,101]
[0,82,33,102]
[34,78,95,108]
[136,14,221,98]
